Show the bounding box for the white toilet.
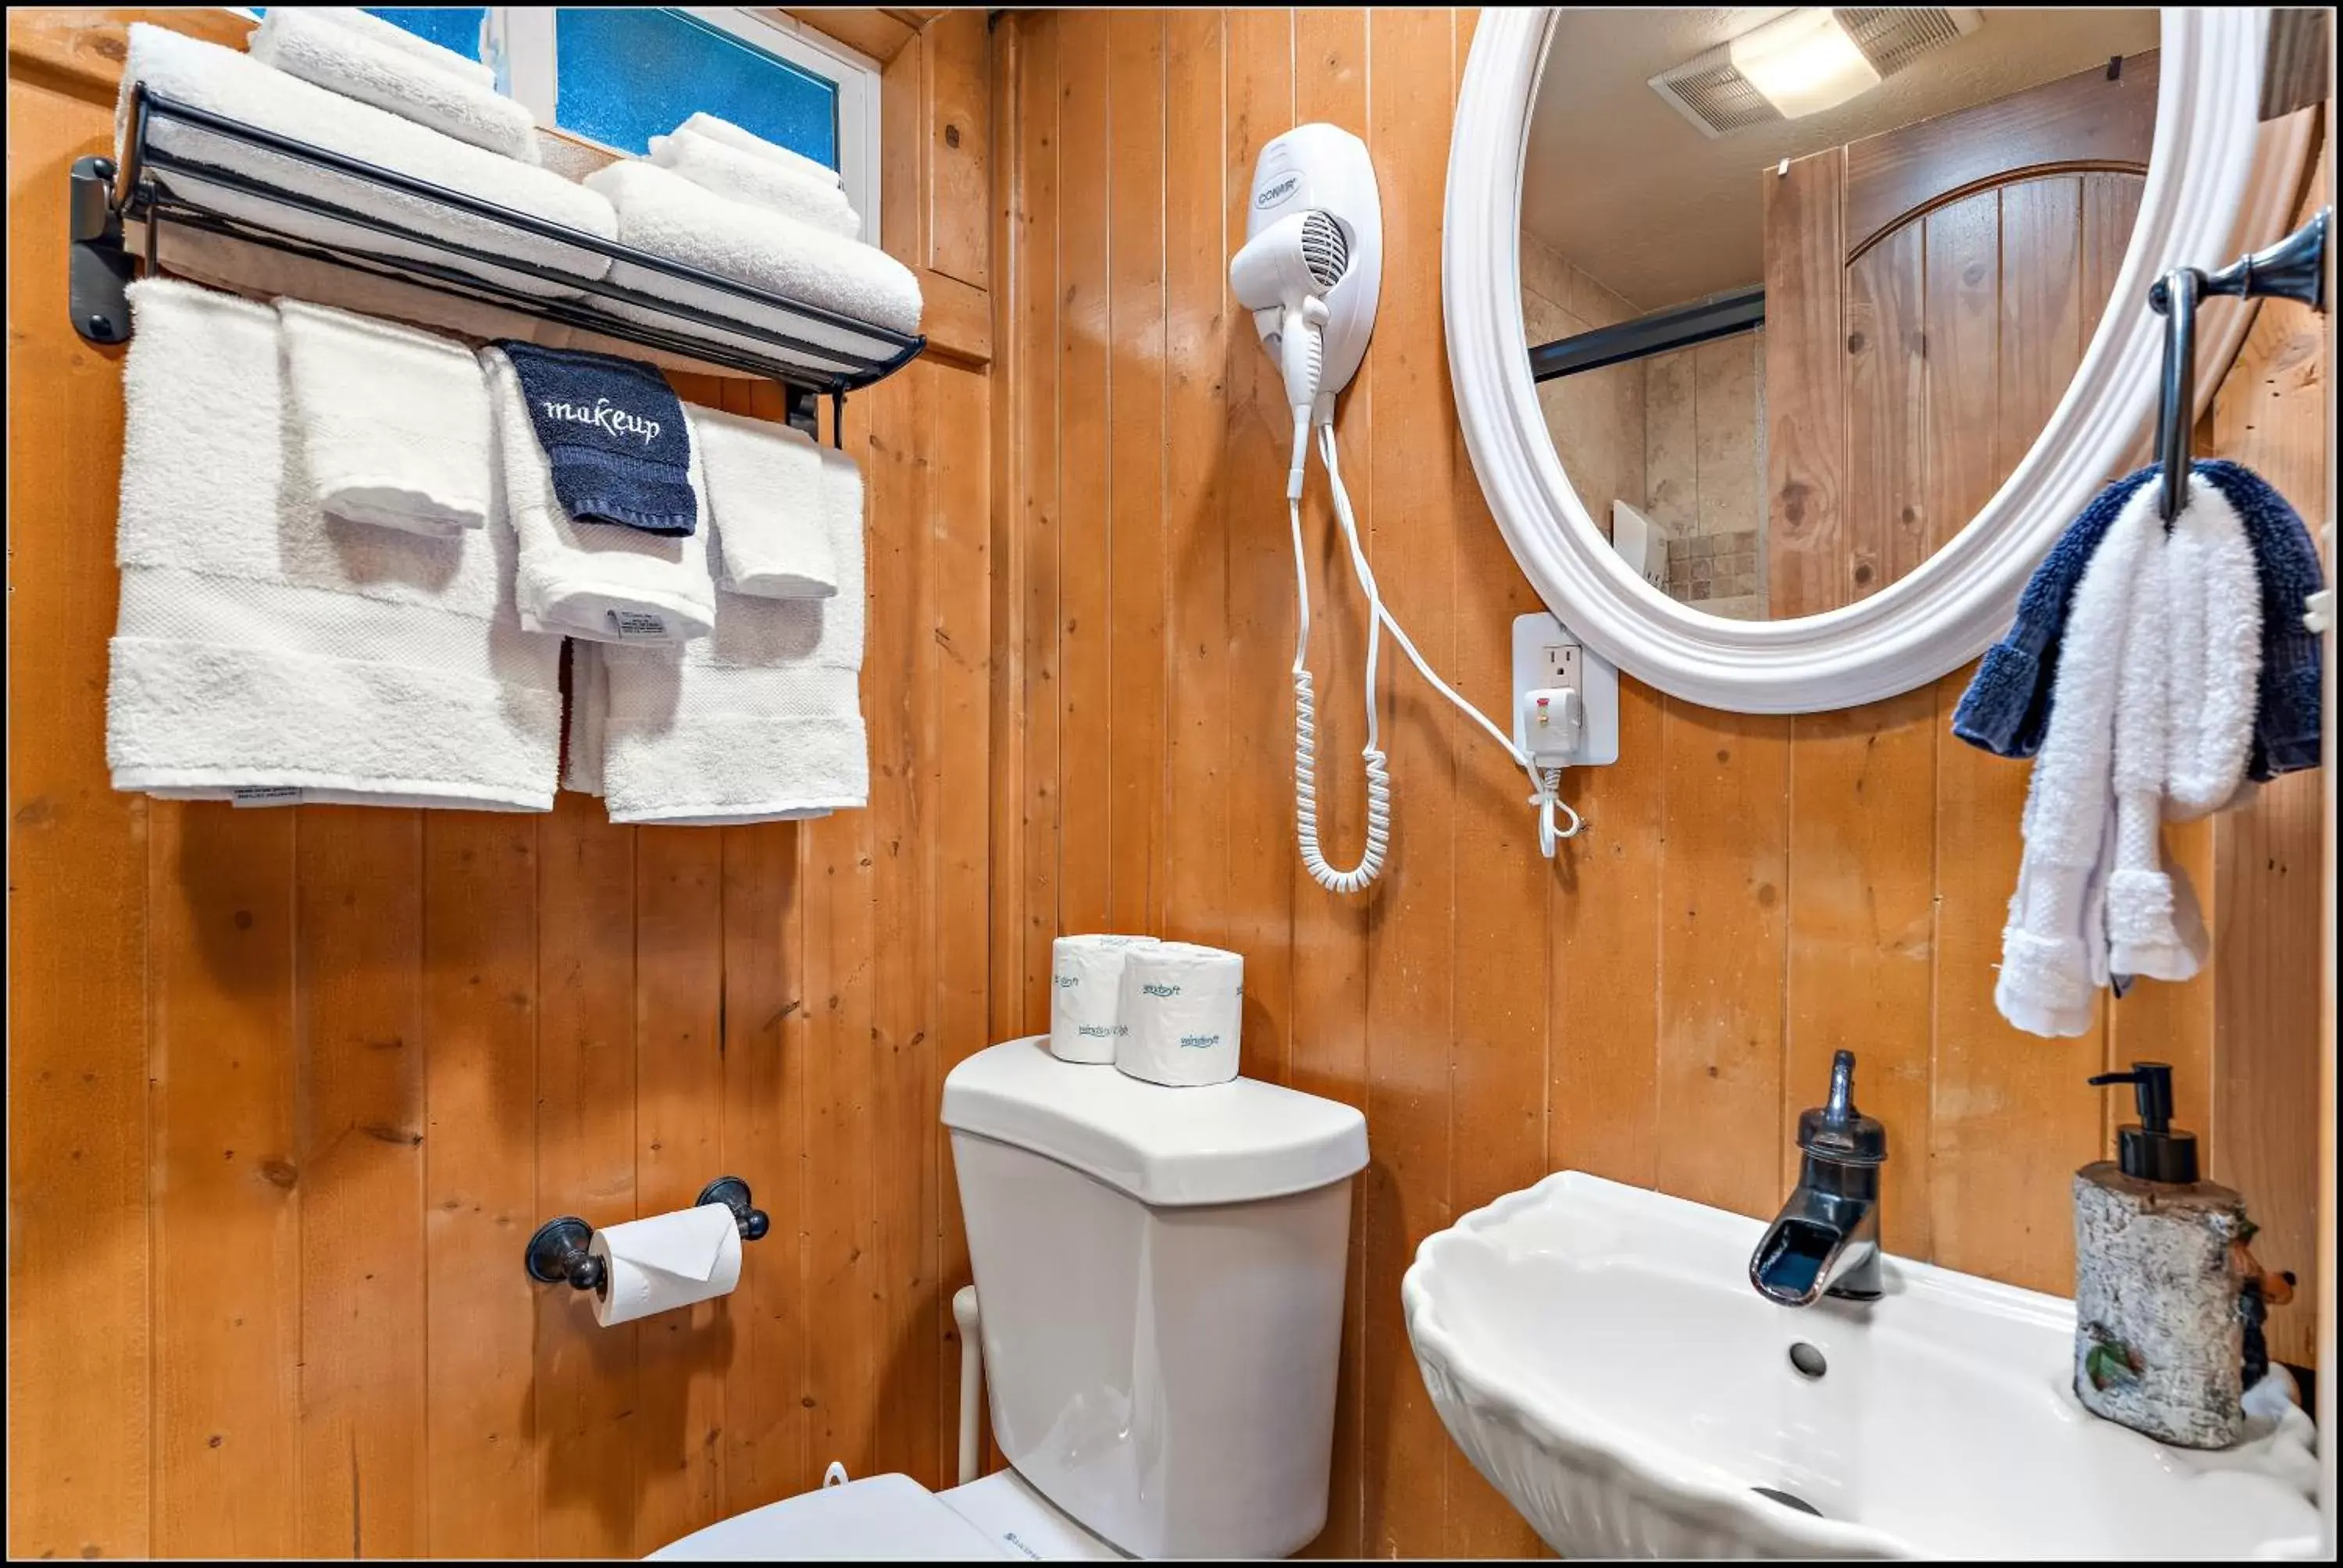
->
[652,1035,1369,1560]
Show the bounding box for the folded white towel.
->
[290,7,495,88]
[582,161,922,362]
[249,6,540,165]
[594,426,866,823]
[483,346,716,647]
[121,25,612,298]
[676,112,842,190]
[277,298,492,537]
[649,127,858,238]
[694,405,836,599]
[108,278,562,811]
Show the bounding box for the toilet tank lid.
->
[943,1037,1368,1206]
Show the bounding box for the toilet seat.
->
[646,1474,1004,1561]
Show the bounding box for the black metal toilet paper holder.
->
[524,1175,771,1292]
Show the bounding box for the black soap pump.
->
[2072,1060,2248,1449]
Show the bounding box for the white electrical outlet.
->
[1513,612,1617,767]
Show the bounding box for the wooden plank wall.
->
[986,9,2331,1559]
[6,10,992,1560]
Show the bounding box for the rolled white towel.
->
[594,439,867,824]
[1049,934,1161,1064]
[248,6,540,164]
[108,278,562,811]
[694,405,836,599]
[649,127,858,238]
[288,7,495,88]
[277,298,492,538]
[675,111,842,190]
[119,24,612,298]
[483,346,717,647]
[582,160,922,360]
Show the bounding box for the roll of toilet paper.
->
[586,1202,743,1327]
[1117,941,1244,1087]
[1050,933,1161,1064]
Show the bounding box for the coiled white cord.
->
[1289,414,1581,894]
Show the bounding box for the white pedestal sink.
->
[1403,1172,2320,1559]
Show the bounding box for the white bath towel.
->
[120,25,612,298]
[277,298,492,537]
[483,347,717,646]
[649,127,859,238]
[694,405,837,599]
[675,112,842,190]
[107,278,562,811]
[248,6,540,164]
[287,7,495,88]
[582,161,922,362]
[594,426,867,823]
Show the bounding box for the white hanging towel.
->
[580,161,922,361]
[593,421,867,824]
[119,25,612,298]
[247,6,540,164]
[648,127,859,238]
[277,298,493,538]
[674,111,843,190]
[105,279,562,811]
[694,404,838,599]
[483,346,718,647]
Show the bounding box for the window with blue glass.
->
[552,9,837,167]
[362,8,488,64]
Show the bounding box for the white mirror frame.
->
[1447,7,2298,715]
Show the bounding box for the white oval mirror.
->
[1447,8,2313,713]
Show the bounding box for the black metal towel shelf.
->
[71,85,926,442]
[526,1177,772,1295]
[2148,207,2329,521]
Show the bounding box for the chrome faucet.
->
[1750,1049,1885,1307]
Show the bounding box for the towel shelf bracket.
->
[70,84,924,432]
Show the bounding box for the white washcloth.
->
[107,278,562,811]
[277,298,492,537]
[120,25,612,298]
[582,161,922,362]
[248,6,540,164]
[483,347,717,647]
[648,127,859,238]
[675,112,842,190]
[694,405,837,599]
[594,424,867,823]
[284,7,495,88]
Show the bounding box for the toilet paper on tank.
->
[586,1203,742,1327]
[1117,942,1244,1087]
[1050,932,1161,1063]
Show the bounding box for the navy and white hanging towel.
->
[496,341,698,536]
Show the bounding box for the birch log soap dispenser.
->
[2073,1062,2246,1449]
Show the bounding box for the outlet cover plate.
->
[1514,611,1618,766]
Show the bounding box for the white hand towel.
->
[594,425,867,823]
[288,7,495,88]
[648,127,859,238]
[2161,477,2263,819]
[694,405,837,599]
[248,6,540,164]
[120,25,612,298]
[676,111,843,190]
[2104,511,2202,984]
[581,161,922,362]
[277,298,492,538]
[483,346,717,647]
[107,278,562,811]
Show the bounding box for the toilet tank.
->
[943,1038,1368,1559]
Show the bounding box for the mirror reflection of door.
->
[1520,9,2160,623]
[1767,52,2156,617]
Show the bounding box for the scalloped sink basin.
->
[1403,1173,2320,1559]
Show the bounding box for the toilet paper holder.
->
[524,1175,771,1292]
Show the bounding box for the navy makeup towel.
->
[496,341,697,536]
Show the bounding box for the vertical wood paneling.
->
[294,809,426,1559]
[1015,13,1063,1033]
[1763,148,1847,618]
[1921,191,2002,553]
[1844,223,1925,597]
[923,9,991,290]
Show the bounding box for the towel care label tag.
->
[608,610,670,641]
[231,786,307,807]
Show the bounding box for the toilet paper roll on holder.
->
[525,1176,772,1292]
